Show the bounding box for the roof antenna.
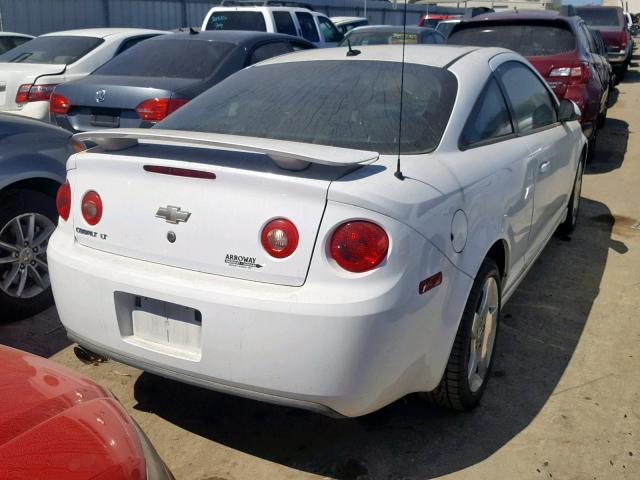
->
[393,0,407,181]
[189,26,199,34]
[346,38,360,57]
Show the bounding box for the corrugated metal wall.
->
[0,0,458,35]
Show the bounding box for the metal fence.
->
[0,0,461,36]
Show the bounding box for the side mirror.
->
[558,99,581,123]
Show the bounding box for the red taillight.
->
[50,92,71,114]
[549,64,589,85]
[261,218,299,258]
[81,191,102,226]
[143,165,216,179]
[135,98,189,121]
[330,221,389,273]
[56,181,71,221]
[15,83,58,103]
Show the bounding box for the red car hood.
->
[0,345,145,480]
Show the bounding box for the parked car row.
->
[0,1,634,476]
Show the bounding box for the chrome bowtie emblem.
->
[155,206,191,224]
[95,89,106,103]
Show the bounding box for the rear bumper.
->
[48,220,471,417]
[0,101,49,121]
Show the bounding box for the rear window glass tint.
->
[575,9,621,27]
[273,11,297,36]
[341,30,426,46]
[157,60,458,155]
[0,36,104,64]
[94,39,234,78]
[449,24,576,56]
[205,11,267,31]
[296,12,319,42]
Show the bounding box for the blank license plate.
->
[91,114,119,127]
[130,296,202,359]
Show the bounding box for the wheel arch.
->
[1,177,61,200]
[485,238,509,283]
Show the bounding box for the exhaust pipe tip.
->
[74,345,109,365]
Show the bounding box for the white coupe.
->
[48,45,586,417]
[0,28,166,122]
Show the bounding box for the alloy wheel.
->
[467,276,499,393]
[0,213,55,299]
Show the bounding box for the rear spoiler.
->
[72,129,379,171]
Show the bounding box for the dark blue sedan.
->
[51,30,315,133]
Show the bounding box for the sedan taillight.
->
[330,221,389,273]
[56,181,71,221]
[261,218,299,258]
[81,191,103,226]
[135,98,189,122]
[16,83,58,103]
[50,92,71,114]
[549,63,589,85]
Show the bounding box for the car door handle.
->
[539,161,551,173]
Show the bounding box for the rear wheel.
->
[558,158,584,235]
[424,258,501,411]
[0,190,57,321]
[586,125,597,163]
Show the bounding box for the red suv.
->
[449,10,611,159]
[574,6,632,79]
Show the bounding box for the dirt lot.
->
[3,62,640,480]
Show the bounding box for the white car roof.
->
[258,44,507,69]
[211,5,314,12]
[40,28,167,39]
[0,32,34,38]
[331,17,367,25]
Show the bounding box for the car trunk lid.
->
[0,63,65,109]
[69,129,379,286]
[54,76,199,132]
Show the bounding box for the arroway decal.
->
[225,254,263,269]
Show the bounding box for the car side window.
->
[580,25,597,53]
[497,61,558,133]
[296,12,320,42]
[273,11,297,36]
[248,41,292,65]
[318,16,341,43]
[116,35,155,56]
[460,77,514,148]
[0,38,12,55]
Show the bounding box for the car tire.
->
[0,189,58,321]
[424,257,501,411]
[597,100,608,129]
[586,126,597,163]
[558,158,584,235]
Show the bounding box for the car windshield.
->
[575,9,621,27]
[340,30,426,46]
[0,36,104,64]
[449,24,575,56]
[157,60,457,155]
[93,39,234,79]
[205,11,267,31]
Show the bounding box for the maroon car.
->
[449,10,611,159]
[574,6,632,78]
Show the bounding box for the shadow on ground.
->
[133,197,621,479]
[587,118,629,175]
[0,307,69,357]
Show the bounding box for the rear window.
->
[341,30,422,46]
[205,11,267,31]
[157,60,457,155]
[575,8,622,27]
[93,39,234,79]
[0,35,104,64]
[449,24,576,57]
